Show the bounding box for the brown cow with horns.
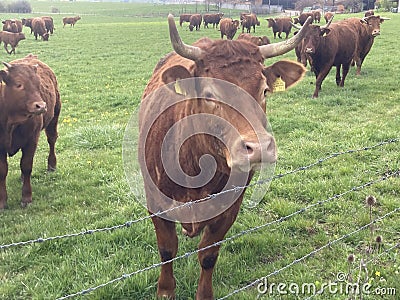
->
[138,14,312,299]
[0,54,61,209]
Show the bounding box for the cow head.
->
[266,18,276,28]
[361,15,390,37]
[161,14,311,172]
[303,25,329,54]
[0,62,46,124]
[303,18,333,54]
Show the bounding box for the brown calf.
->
[0,54,61,209]
[0,31,25,54]
[62,16,81,27]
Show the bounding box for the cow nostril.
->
[245,144,254,155]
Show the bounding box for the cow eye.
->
[15,83,23,89]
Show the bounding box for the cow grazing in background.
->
[303,22,358,98]
[266,17,292,39]
[237,33,270,45]
[365,10,374,17]
[21,18,34,33]
[219,18,240,40]
[62,16,81,27]
[189,14,202,31]
[179,14,192,27]
[0,31,25,54]
[241,13,260,33]
[139,14,312,300]
[0,54,61,209]
[203,13,223,29]
[312,10,321,23]
[32,17,49,41]
[324,12,334,23]
[340,16,389,75]
[294,12,314,25]
[2,20,22,33]
[42,16,54,34]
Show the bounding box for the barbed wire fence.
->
[1,138,398,250]
[1,138,399,299]
[302,241,400,300]
[217,207,400,299]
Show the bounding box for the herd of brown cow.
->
[179,11,389,98]
[0,9,391,300]
[0,15,81,54]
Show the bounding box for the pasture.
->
[0,2,399,299]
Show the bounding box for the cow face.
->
[160,41,306,172]
[361,15,388,37]
[303,25,330,54]
[0,63,46,123]
[267,18,275,28]
[160,61,275,172]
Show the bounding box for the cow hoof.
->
[21,200,32,208]
[47,166,56,172]
[157,291,175,299]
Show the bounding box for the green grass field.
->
[0,2,399,299]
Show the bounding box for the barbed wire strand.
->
[217,207,400,300]
[56,170,399,299]
[1,138,398,250]
[303,242,400,300]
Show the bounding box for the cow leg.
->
[196,200,242,300]
[20,141,38,207]
[152,216,178,299]
[335,65,342,86]
[45,98,61,171]
[313,67,331,98]
[0,153,8,210]
[4,43,11,55]
[339,63,351,87]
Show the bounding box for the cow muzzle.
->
[372,30,380,37]
[29,101,47,115]
[228,134,277,172]
[305,47,314,54]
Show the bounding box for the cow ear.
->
[263,60,306,93]
[0,70,8,84]
[161,65,193,96]
[320,28,330,36]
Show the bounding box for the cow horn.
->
[168,14,203,61]
[320,16,334,29]
[291,22,302,30]
[379,17,391,20]
[259,16,313,59]
[3,62,12,69]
